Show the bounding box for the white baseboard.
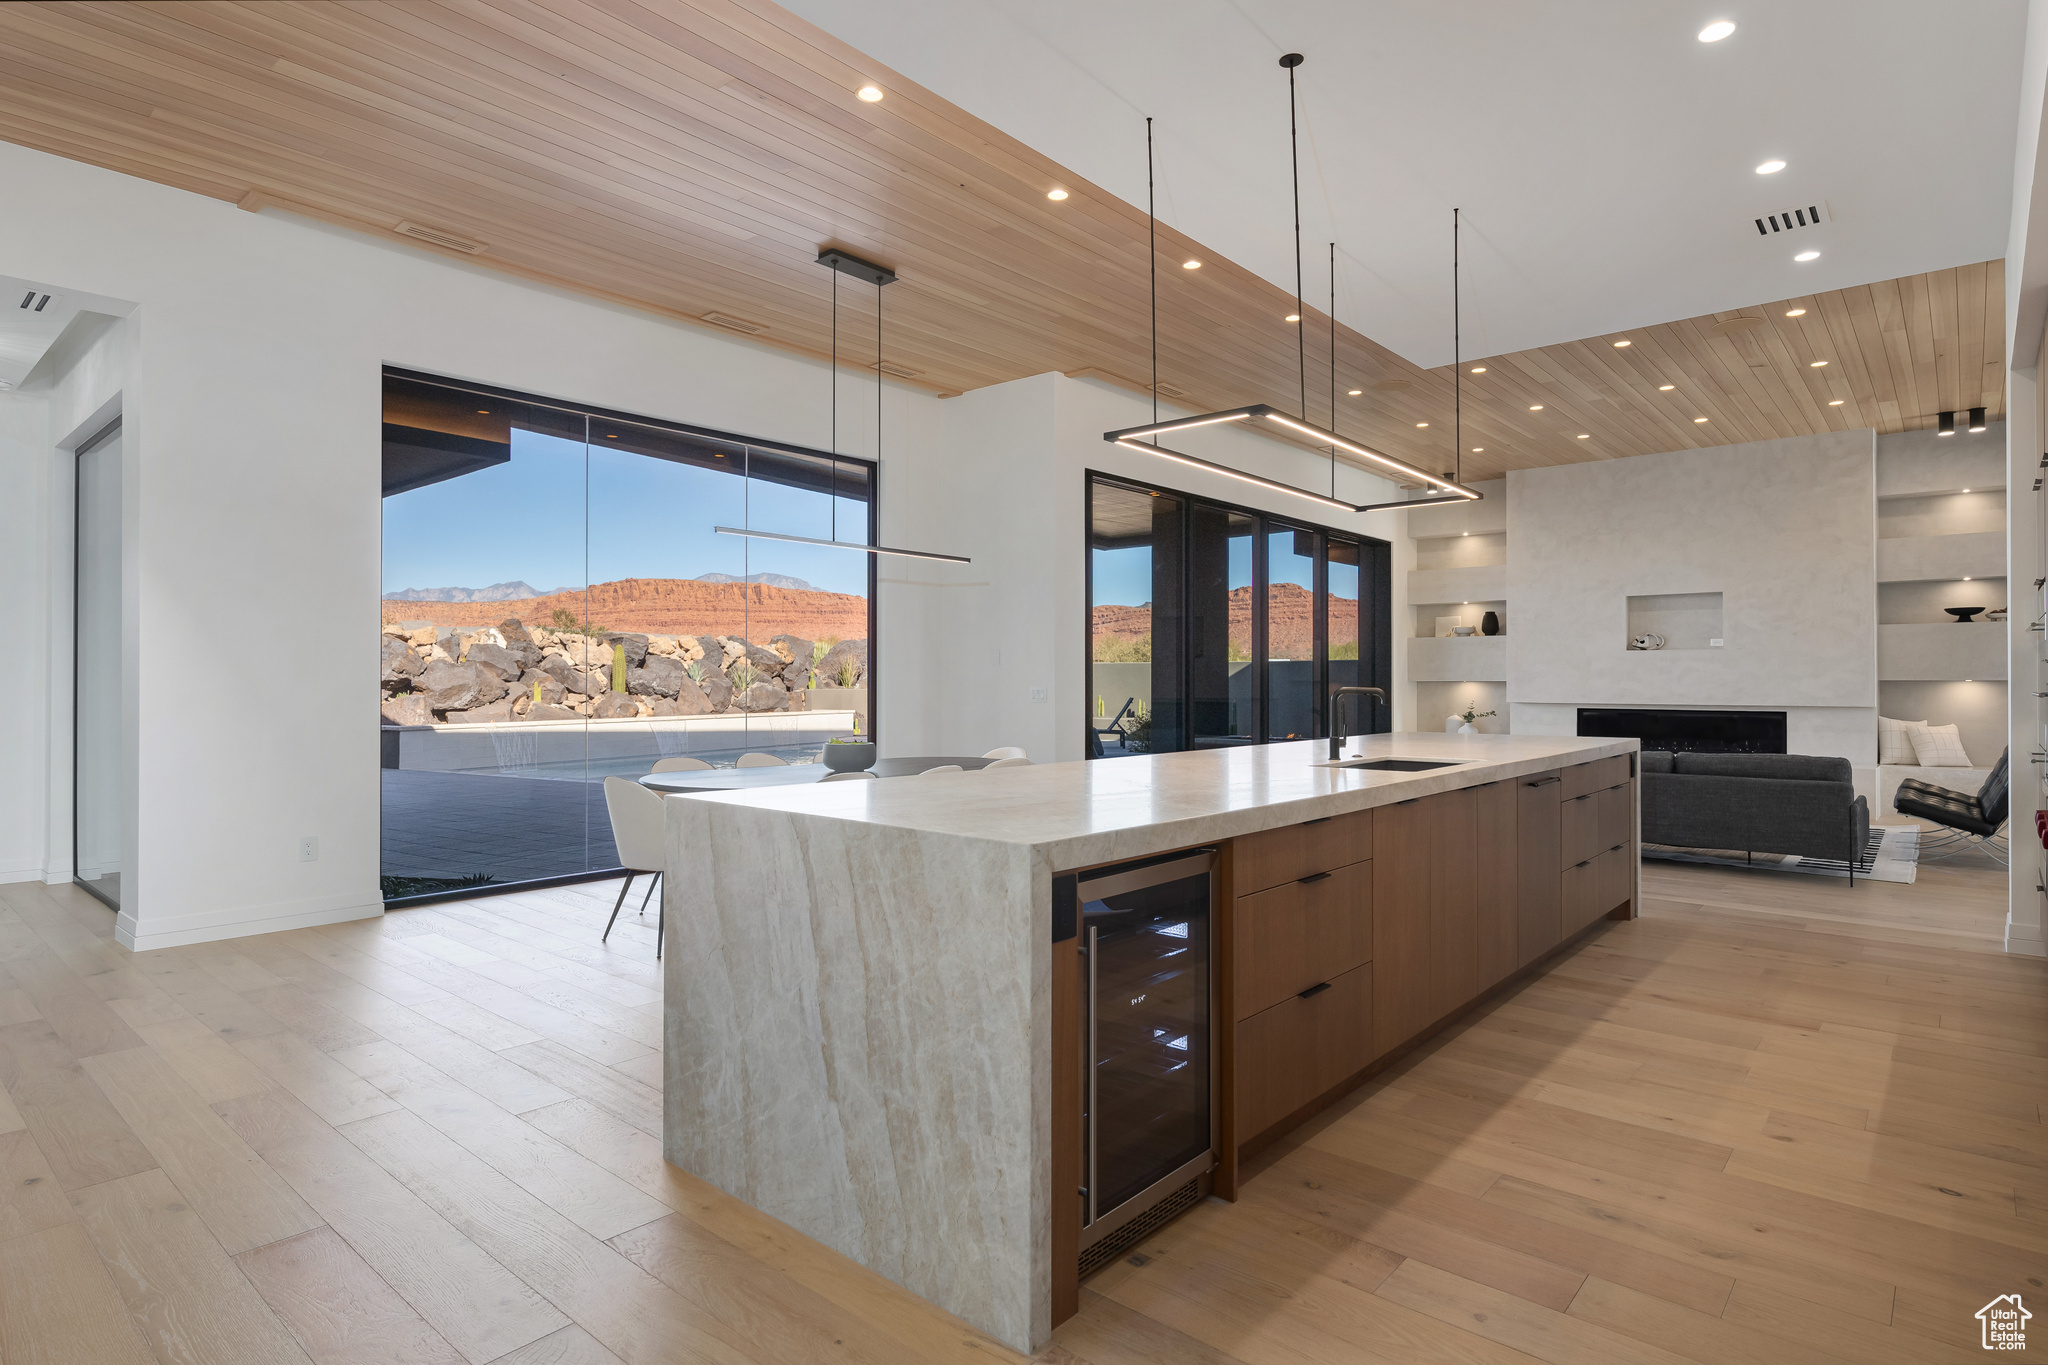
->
[2005,916,2047,958]
[116,891,384,952]
[0,867,44,885]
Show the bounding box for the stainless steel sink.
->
[1323,757,1467,771]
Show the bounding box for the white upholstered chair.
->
[984,756,1033,769]
[982,746,1027,760]
[921,764,964,777]
[601,776,668,958]
[650,755,714,772]
[821,770,876,781]
[736,752,787,768]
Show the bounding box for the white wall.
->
[1505,431,1879,766]
[0,139,955,948]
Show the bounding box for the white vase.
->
[1458,722,1477,734]
[1445,715,1462,732]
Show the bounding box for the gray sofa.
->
[1640,752,1870,878]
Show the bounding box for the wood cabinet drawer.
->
[1595,782,1633,850]
[1560,789,1603,869]
[1563,843,1633,937]
[1234,809,1374,895]
[1234,861,1372,1020]
[1562,754,1632,800]
[1235,962,1373,1141]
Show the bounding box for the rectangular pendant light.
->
[1103,403,1483,509]
[714,525,971,565]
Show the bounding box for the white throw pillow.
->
[1908,723,1971,768]
[1877,715,1918,766]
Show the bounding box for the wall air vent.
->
[701,311,768,334]
[17,289,58,312]
[393,221,487,254]
[1753,202,1833,237]
[872,361,923,378]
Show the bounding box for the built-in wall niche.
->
[1878,578,2007,625]
[1414,600,1504,639]
[1413,531,1506,571]
[1626,592,1723,651]
[1877,489,2006,539]
[1416,681,1508,734]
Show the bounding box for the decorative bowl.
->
[1451,626,1477,636]
[1945,606,1985,623]
[822,741,876,772]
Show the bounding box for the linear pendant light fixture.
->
[1101,54,1481,512]
[717,248,970,565]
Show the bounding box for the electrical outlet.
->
[1030,686,1049,703]
[1709,638,1724,647]
[298,836,319,862]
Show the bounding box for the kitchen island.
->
[661,732,1639,1353]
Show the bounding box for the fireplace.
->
[1576,707,1787,755]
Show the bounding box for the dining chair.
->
[982,746,1027,760]
[984,756,1033,769]
[921,764,964,776]
[601,776,668,958]
[736,752,788,768]
[650,755,714,772]
[821,770,876,781]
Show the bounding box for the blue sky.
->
[383,428,871,597]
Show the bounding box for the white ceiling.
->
[782,0,2027,367]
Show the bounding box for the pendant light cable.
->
[1329,240,1337,497]
[1453,207,1462,486]
[1148,117,1157,427]
[876,277,883,463]
[1283,53,1306,421]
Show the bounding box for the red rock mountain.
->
[380,577,869,641]
[1091,583,1356,660]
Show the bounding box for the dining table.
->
[637,755,994,794]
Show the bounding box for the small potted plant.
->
[823,717,876,772]
[1456,703,1497,734]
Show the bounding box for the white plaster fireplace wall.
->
[1504,430,1879,766]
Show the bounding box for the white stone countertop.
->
[664,732,1637,870]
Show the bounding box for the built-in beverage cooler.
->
[1073,849,1216,1276]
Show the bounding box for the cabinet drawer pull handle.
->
[1576,859,1592,868]
[1526,777,1561,787]
[1397,798,1420,806]
[1297,981,1333,999]
[1575,794,1593,802]
[1297,871,1333,885]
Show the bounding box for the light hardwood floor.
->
[0,851,2033,1364]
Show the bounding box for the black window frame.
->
[1086,470,1392,757]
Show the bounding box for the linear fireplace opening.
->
[1577,707,1787,754]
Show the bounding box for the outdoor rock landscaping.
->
[380,616,867,725]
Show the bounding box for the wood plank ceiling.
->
[0,1,2006,484]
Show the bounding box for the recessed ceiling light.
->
[857,85,884,102]
[1829,399,1844,405]
[1659,384,1674,391]
[1047,189,1068,201]
[1755,160,1786,175]
[1963,576,1972,581]
[1786,307,1806,316]
[1577,433,1590,439]
[476,409,490,414]
[1471,366,1486,373]
[1809,360,1827,367]
[1416,422,1429,428]
[1471,447,1484,452]
[1694,416,1709,423]
[1529,404,1543,411]
[1794,250,1820,262]
[1613,339,1631,348]
[1286,314,1301,322]
[1963,490,1972,495]
[1462,531,1469,537]
[1183,259,1201,269]
[1347,389,1362,395]
[1698,20,1736,41]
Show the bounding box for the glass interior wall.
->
[1086,474,1390,757]
[74,421,123,909]
[379,372,873,904]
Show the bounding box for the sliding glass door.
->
[1088,474,1390,758]
[74,419,123,909]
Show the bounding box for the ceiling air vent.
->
[872,361,923,378]
[1752,202,1833,237]
[394,221,487,254]
[17,289,58,312]
[1153,381,1188,399]
[701,311,767,334]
